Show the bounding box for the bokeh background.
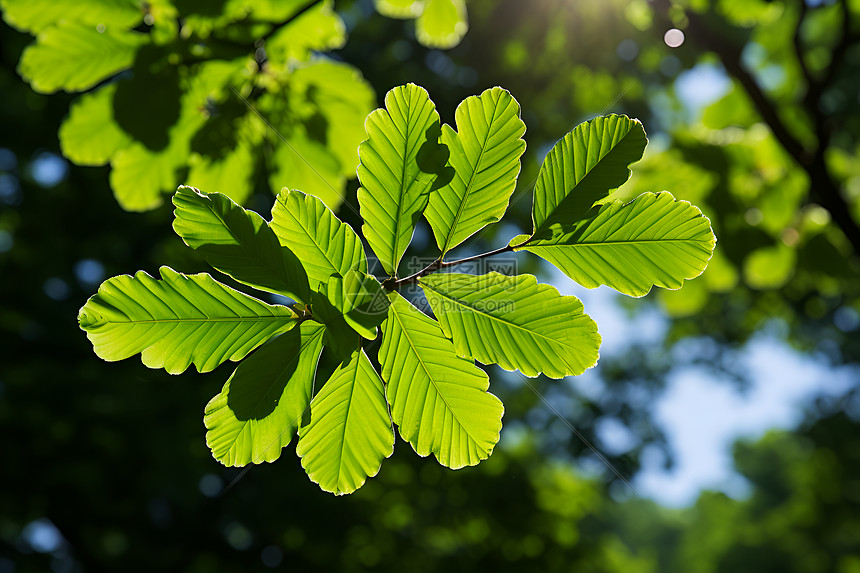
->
[2,0,860,570]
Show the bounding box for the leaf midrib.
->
[97,315,296,325]
[335,353,362,490]
[421,279,576,350]
[391,89,429,276]
[440,96,502,256]
[193,197,303,299]
[524,238,714,248]
[389,303,479,445]
[534,121,637,236]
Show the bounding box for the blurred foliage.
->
[0,0,470,213]
[375,0,469,49]
[604,400,860,573]
[3,0,860,570]
[1,0,372,211]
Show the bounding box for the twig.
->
[391,244,516,289]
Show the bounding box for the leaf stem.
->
[440,244,516,269]
[390,243,516,289]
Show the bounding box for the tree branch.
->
[649,0,860,256]
[793,0,814,90]
[688,11,810,165]
[807,0,855,106]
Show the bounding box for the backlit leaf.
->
[415,0,468,49]
[58,84,131,166]
[270,189,368,289]
[379,292,503,469]
[357,83,447,276]
[514,192,716,297]
[204,322,326,466]
[172,186,311,303]
[266,1,346,62]
[290,61,376,183]
[18,23,146,93]
[321,270,390,340]
[424,87,526,255]
[420,272,600,378]
[297,348,394,494]
[0,0,143,34]
[185,140,256,206]
[77,266,298,374]
[375,0,424,19]
[531,114,647,235]
[268,128,346,211]
[109,86,206,211]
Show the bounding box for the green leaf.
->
[424,87,526,255]
[58,84,131,166]
[419,272,600,378]
[415,0,468,49]
[265,1,346,62]
[310,293,362,363]
[321,270,390,340]
[290,61,376,181]
[297,348,394,494]
[171,186,311,303]
[743,244,796,290]
[186,140,256,206]
[375,0,424,19]
[513,192,717,297]
[0,0,143,34]
[531,114,647,236]
[263,61,375,211]
[267,128,346,212]
[77,266,298,374]
[204,322,326,466]
[18,23,146,93]
[270,189,368,290]
[109,143,179,211]
[357,83,448,276]
[109,84,207,211]
[379,292,503,469]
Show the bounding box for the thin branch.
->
[808,0,855,104]
[793,0,814,89]
[391,244,516,289]
[439,244,515,269]
[390,258,442,289]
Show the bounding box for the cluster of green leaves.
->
[375,0,468,49]
[78,83,715,495]
[0,0,472,212]
[0,0,375,210]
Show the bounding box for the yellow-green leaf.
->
[78,266,298,374]
[379,292,503,469]
[297,348,394,494]
[514,192,716,297]
[204,322,326,466]
[420,272,600,378]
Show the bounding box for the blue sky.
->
[556,274,858,507]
